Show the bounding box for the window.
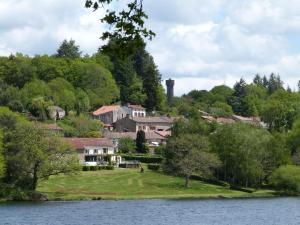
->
[103,148,108,154]
[134,112,138,117]
[138,126,142,130]
[143,126,146,130]
[150,126,156,130]
[85,149,89,154]
[94,149,98,154]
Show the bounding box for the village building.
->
[114,116,176,133]
[122,104,146,117]
[48,106,66,120]
[92,104,146,129]
[64,138,121,166]
[104,130,170,148]
[92,105,127,129]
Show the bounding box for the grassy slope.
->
[38,169,275,200]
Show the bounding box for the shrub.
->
[154,145,166,156]
[89,166,97,171]
[269,165,300,194]
[122,154,163,164]
[147,164,160,171]
[96,166,102,170]
[105,165,114,170]
[82,166,90,171]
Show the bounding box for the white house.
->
[122,104,146,117]
[64,138,122,166]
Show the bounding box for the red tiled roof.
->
[93,105,120,116]
[64,138,115,149]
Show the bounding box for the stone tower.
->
[166,78,175,106]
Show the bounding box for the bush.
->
[122,154,163,164]
[96,166,102,170]
[154,145,166,156]
[82,166,90,171]
[89,166,97,171]
[269,165,300,194]
[105,165,114,170]
[82,165,114,171]
[147,164,160,171]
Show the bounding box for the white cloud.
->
[1,0,300,95]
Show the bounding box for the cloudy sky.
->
[1,0,300,95]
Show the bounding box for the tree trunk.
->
[185,175,190,188]
[31,164,39,191]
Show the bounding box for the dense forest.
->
[0,39,165,122]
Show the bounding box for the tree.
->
[4,123,79,190]
[136,130,148,153]
[111,58,146,105]
[164,135,220,188]
[56,39,81,59]
[0,130,5,178]
[118,137,135,153]
[210,85,233,102]
[262,90,300,131]
[48,78,76,115]
[58,115,103,137]
[75,63,119,108]
[2,54,36,88]
[0,107,27,131]
[32,55,69,82]
[132,49,165,110]
[75,88,90,115]
[229,78,247,115]
[211,123,289,187]
[208,102,233,117]
[171,118,211,137]
[269,165,300,194]
[28,97,53,121]
[86,0,155,58]
[253,74,263,86]
[267,73,284,95]
[21,79,52,107]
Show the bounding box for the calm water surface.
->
[0,198,299,225]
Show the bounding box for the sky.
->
[1,0,300,95]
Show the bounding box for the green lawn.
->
[38,168,275,200]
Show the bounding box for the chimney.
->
[166,78,175,106]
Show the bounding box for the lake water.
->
[0,198,299,225]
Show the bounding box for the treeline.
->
[163,74,300,193]
[169,74,300,132]
[0,39,165,122]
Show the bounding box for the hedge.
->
[147,164,160,171]
[82,165,115,171]
[122,154,163,164]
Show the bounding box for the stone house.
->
[114,116,176,133]
[92,105,127,127]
